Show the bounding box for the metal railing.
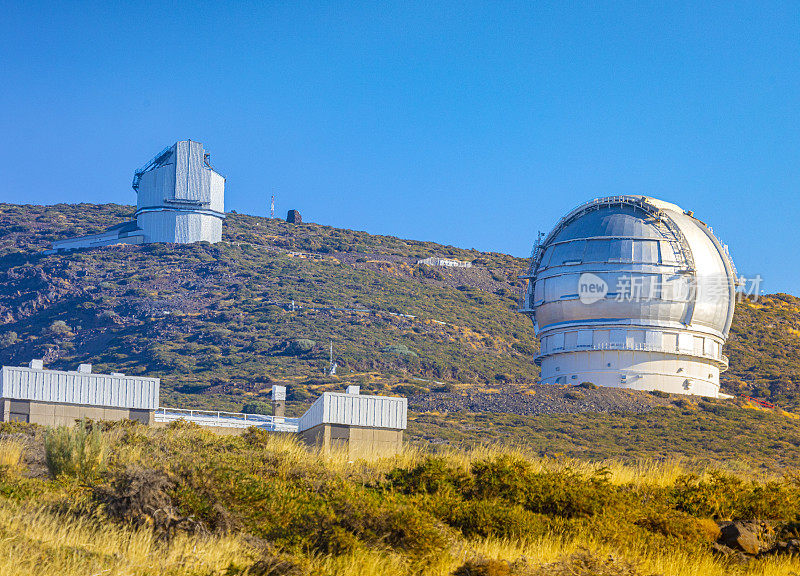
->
[154,407,299,432]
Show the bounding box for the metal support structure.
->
[131,146,172,192]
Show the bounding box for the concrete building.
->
[1,360,406,457]
[417,256,473,268]
[52,140,225,251]
[520,195,737,398]
[297,389,407,458]
[0,360,159,425]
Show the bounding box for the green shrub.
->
[577,382,598,389]
[670,472,743,518]
[448,498,541,538]
[432,382,455,393]
[470,457,616,518]
[286,386,314,401]
[387,457,469,496]
[47,320,72,336]
[564,391,585,401]
[242,401,272,415]
[470,456,532,503]
[285,339,316,355]
[0,332,18,347]
[649,389,670,398]
[381,344,417,357]
[44,420,106,479]
[635,511,719,543]
[391,384,424,396]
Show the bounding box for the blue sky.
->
[1,2,798,294]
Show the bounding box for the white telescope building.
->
[52,140,225,251]
[520,196,737,398]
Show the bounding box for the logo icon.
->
[578,273,608,304]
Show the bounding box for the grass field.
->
[1,421,800,575]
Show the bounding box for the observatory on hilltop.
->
[52,140,225,251]
[520,195,737,398]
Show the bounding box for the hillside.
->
[1,203,799,407]
[0,203,537,408]
[4,203,800,473]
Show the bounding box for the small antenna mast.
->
[329,340,337,376]
[270,194,275,219]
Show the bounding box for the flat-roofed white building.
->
[417,256,472,268]
[298,389,407,457]
[0,360,159,425]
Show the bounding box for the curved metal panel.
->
[520,195,737,398]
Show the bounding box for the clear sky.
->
[1,2,798,294]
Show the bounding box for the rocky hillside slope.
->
[0,203,797,410]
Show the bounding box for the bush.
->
[381,344,417,357]
[449,499,540,538]
[454,558,511,576]
[242,401,272,415]
[470,457,616,518]
[285,386,313,401]
[47,320,72,336]
[285,339,316,355]
[635,511,720,543]
[649,389,670,398]
[391,384,424,396]
[0,332,18,347]
[673,398,697,410]
[670,472,744,518]
[44,420,106,479]
[577,382,598,390]
[94,466,184,534]
[470,456,533,503]
[387,457,469,496]
[432,382,455,393]
[564,391,585,401]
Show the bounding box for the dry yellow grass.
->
[270,532,800,576]
[0,502,254,576]
[0,438,24,471]
[5,430,795,576]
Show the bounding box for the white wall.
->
[299,393,408,431]
[1,366,159,410]
[539,350,721,397]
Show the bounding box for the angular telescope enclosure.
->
[520,196,737,398]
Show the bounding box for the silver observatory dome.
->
[520,196,737,397]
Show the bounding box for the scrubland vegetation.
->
[2,205,800,574]
[0,421,799,575]
[409,398,800,471]
[0,203,536,410]
[1,203,799,411]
